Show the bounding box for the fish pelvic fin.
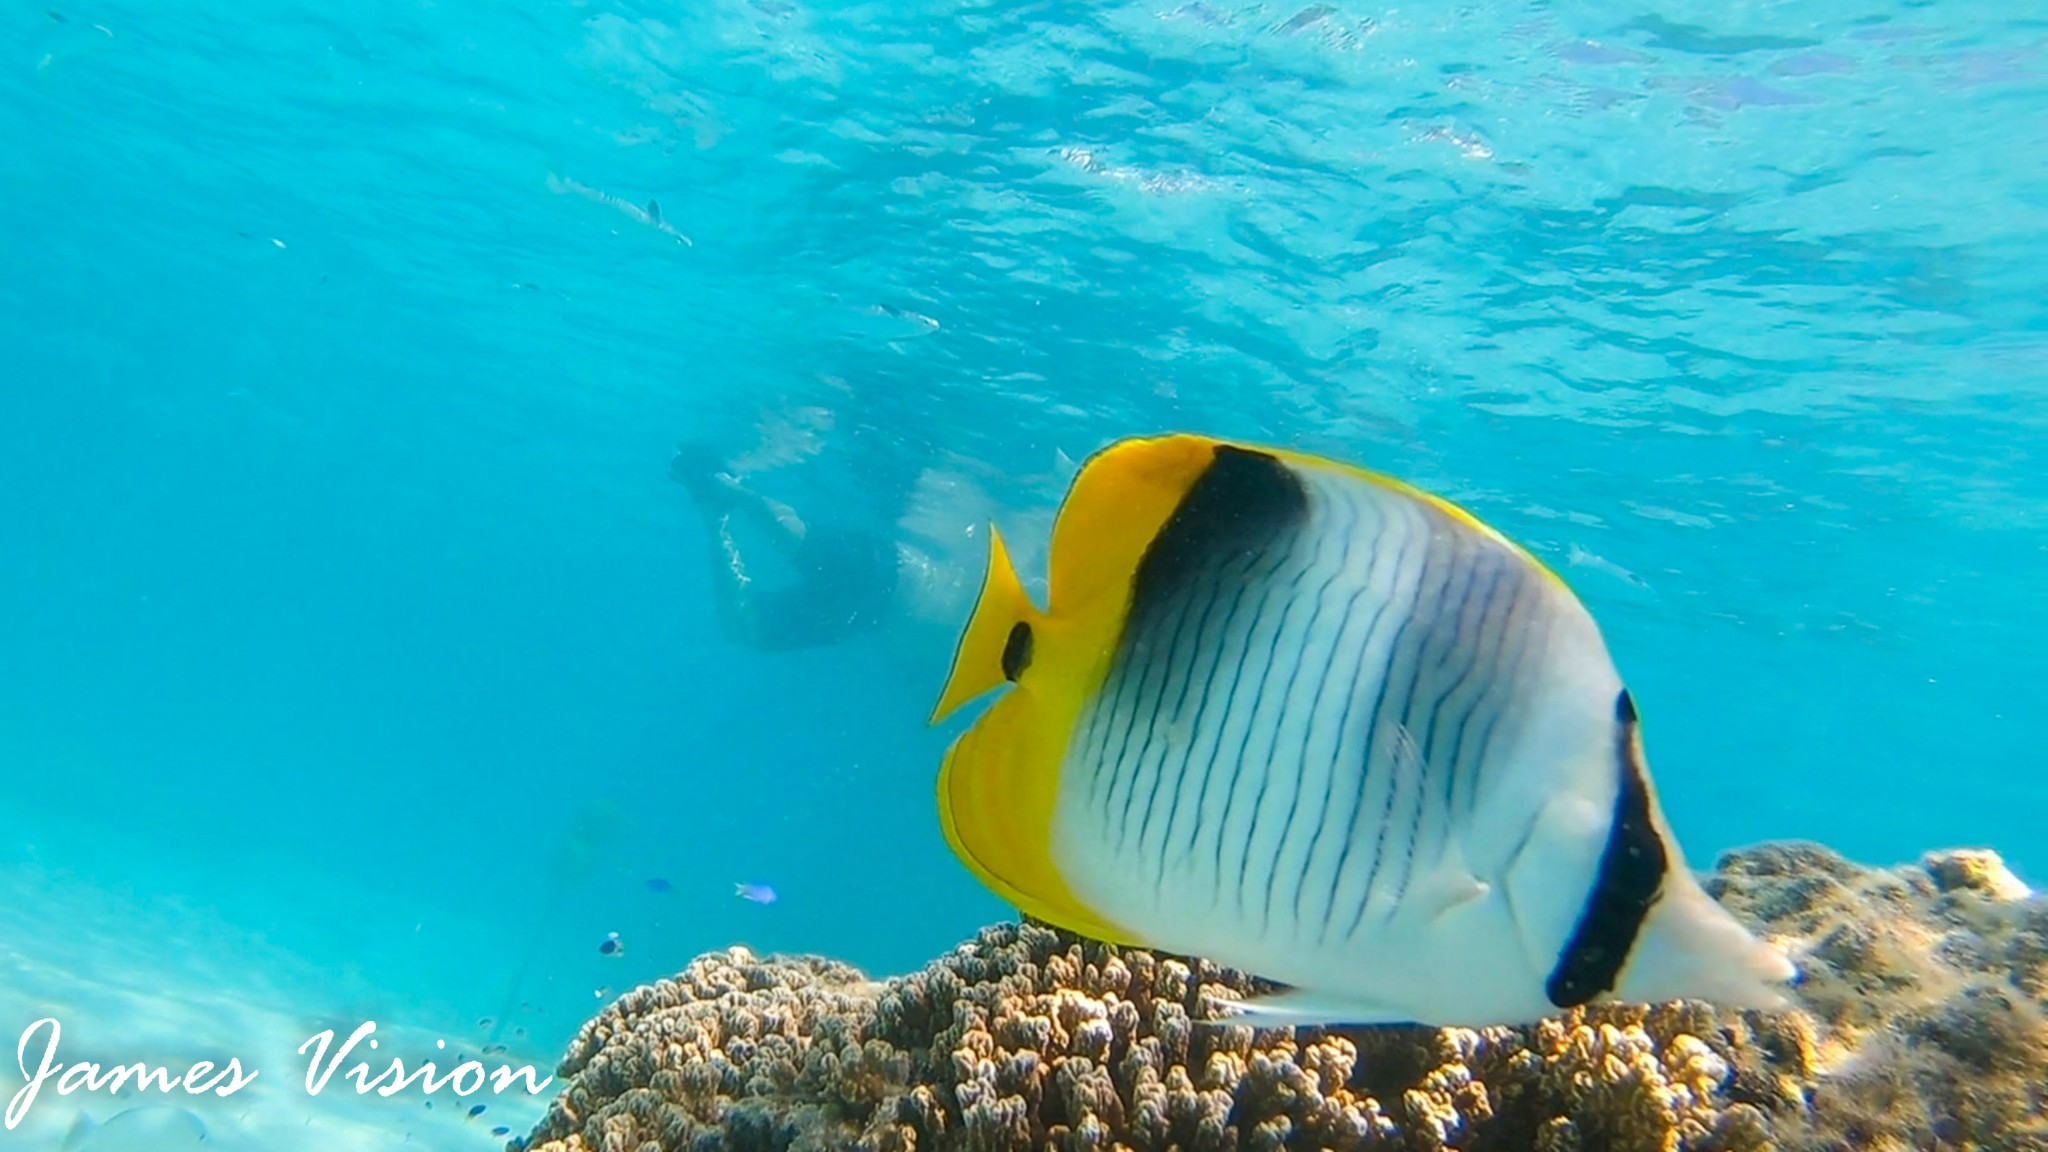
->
[1211,987,1420,1028]
[931,523,1040,724]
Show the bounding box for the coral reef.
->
[520,842,2047,1152]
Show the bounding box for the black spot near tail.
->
[1545,688,1668,1008]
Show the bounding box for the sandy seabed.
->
[0,854,548,1150]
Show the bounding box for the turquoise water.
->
[2,0,2042,1146]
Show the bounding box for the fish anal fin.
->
[935,680,1135,946]
[1214,987,1419,1028]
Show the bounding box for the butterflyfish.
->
[928,433,1796,1028]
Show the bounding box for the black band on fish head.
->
[1001,621,1033,681]
[1545,688,1668,1009]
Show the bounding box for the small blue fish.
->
[469,1104,487,1118]
[645,877,673,894]
[598,931,624,957]
[735,882,777,905]
[493,1127,510,1137]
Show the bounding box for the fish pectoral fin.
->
[1211,987,1419,1028]
[1400,858,1492,927]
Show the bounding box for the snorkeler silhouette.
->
[671,441,915,650]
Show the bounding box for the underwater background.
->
[2,0,2042,1147]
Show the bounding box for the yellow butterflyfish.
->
[930,432,1795,1028]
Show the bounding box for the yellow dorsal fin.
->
[1043,432,1222,638]
[1267,444,1575,593]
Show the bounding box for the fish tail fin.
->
[930,523,1040,724]
[933,667,1135,946]
[928,522,1133,946]
[1618,869,1799,1011]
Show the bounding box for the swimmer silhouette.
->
[671,441,903,650]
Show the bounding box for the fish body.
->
[544,173,692,245]
[735,882,777,904]
[929,433,1795,1028]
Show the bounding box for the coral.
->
[520,843,2048,1152]
[1704,842,2048,1152]
[517,948,902,1152]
